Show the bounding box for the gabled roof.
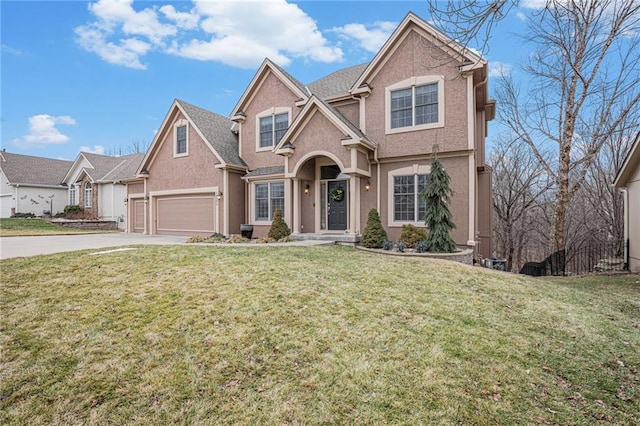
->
[614,132,640,188]
[62,152,143,184]
[307,63,369,100]
[0,151,72,187]
[177,99,246,167]
[138,99,246,175]
[230,58,310,118]
[350,12,485,93]
[274,95,375,153]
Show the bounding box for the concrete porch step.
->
[291,233,361,244]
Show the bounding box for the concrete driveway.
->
[0,233,188,260]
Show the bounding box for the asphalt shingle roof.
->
[244,166,285,178]
[80,152,143,183]
[100,153,144,182]
[307,63,369,100]
[0,151,72,186]
[177,99,247,168]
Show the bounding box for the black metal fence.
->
[520,239,629,276]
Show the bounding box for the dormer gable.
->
[274,95,375,156]
[138,99,245,177]
[231,58,310,121]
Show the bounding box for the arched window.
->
[84,182,92,208]
[69,184,77,205]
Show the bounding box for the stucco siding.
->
[364,30,469,158]
[287,111,353,174]
[3,186,67,217]
[145,110,224,193]
[379,155,470,244]
[227,171,246,235]
[334,102,359,129]
[239,71,299,170]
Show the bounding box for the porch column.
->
[292,178,301,233]
[349,175,360,235]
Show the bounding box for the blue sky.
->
[1,0,532,161]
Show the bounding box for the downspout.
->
[373,147,380,212]
[620,187,629,268]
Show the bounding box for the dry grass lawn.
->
[1,245,638,424]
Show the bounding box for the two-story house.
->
[127,13,495,257]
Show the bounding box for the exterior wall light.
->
[365,180,371,191]
[304,184,310,195]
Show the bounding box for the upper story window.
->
[69,184,77,205]
[84,182,92,208]
[256,107,291,151]
[174,119,189,157]
[385,76,444,134]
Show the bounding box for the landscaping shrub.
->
[11,212,36,218]
[267,209,291,241]
[398,224,428,248]
[362,208,388,248]
[421,151,457,253]
[63,205,82,216]
[228,235,250,244]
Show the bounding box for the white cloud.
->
[75,0,343,70]
[1,44,22,55]
[516,11,527,22]
[521,0,550,9]
[12,115,76,147]
[489,61,513,77]
[80,145,106,155]
[332,21,397,53]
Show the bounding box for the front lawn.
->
[1,245,638,424]
[0,218,110,236]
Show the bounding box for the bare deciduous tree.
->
[491,136,552,271]
[495,0,640,251]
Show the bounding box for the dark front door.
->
[327,180,348,231]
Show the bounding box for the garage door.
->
[155,194,215,236]
[0,194,13,218]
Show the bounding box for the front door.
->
[327,180,348,231]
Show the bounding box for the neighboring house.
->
[62,152,144,229]
[613,132,640,272]
[127,13,495,258]
[0,150,72,218]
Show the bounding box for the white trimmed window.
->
[69,184,77,205]
[254,181,285,222]
[256,107,290,151]
[174,119,189,157]
[385,76,444,134]
[388,165,431,226]
[84,182,92,208]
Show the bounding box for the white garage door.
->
[155,194,215,236]
[0,194,13,218]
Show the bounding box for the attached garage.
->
[154,193,216,236]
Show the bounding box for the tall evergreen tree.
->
[422,149,457,253]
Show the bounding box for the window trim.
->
[252,180,286,224]
[387,165,431,227]
[385,76,444,135]
[69,184,77,205]
[173,119,189,158]
[255,107,291,152]
[84,181,93,208]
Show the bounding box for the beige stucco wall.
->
[378,155,470,244]
[477,168,493,258]
[286,110,353,174]
[227,170,246,235]
[364,29,469,158]
[145,110,224,193]
[334,101,359,128]
[239,71,299,170]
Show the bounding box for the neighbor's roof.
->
[307,63,369,100]
[177,99,247,168]
[80,152,144,183]
[0,151,72,187]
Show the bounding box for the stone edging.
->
[356,246,474,265]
